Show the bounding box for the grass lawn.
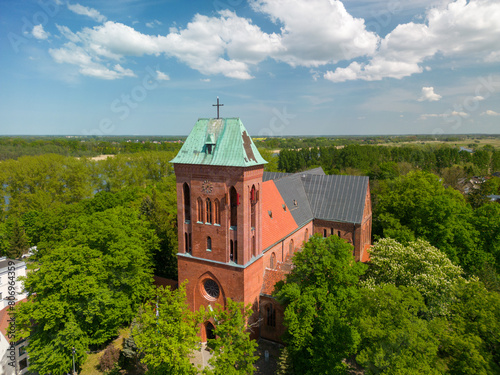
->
[80,327,131,375]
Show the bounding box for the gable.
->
[273,175,314,227]
[261,180,298,250]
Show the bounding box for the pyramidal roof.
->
[171,118,267,167]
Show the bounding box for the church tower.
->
[171,117,267,340]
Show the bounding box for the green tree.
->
[15,207,155,374]
[258,148,279,172]
[139,179,178,280]
[204,299,258,375]
[364,238,464,317]
[7,219,29,258]
[373,170,486,274]
[434,280,500,374]
[276,235,366,374]
[472,203,500,275]
[356,285,442,375]
[134,283,201,375]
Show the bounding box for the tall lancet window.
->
[183,183,191,222]
[214,199,220,225]
[197,197,204,223]
[206,198,212,224]
[250,185,256,229]
[230,186,238,228]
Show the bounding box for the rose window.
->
[203,279,220,300]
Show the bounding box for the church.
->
[170,116,372,342]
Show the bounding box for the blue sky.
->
[1,0,499,136]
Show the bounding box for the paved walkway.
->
[191,343,213,372]
[190,339,281,375]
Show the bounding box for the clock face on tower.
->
[201,180,213,194]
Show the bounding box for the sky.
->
[0,0,499,136]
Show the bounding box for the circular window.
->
[203,279,220,300]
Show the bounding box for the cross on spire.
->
[212,97,224,119]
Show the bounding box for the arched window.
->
[252,235,256,257]
[184,232,189,253]
[183,183,191,222]
[197,197,204,223]
[266,304,276,327]
[206,198,212,224]
[205,322,216,341]
[304,228,309,243]
[230,186,238,227]
[323,229,327,238]
[250,185,256,229]
[207,236,212,251]
[270,252,276,269]
[331,228,334,236]
[230,240,238,263]
[289,239,294,255]
[214,199,220,225]
[188,233,192,253]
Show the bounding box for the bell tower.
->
[171,117,267,340]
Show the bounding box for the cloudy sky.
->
[1,0,499,136]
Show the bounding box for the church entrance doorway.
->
[205,322,216,341]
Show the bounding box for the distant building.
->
[0,258,28,375]
[171,117,372,342]
[0,299,29,375]
[0,258,27,309]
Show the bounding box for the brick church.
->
[171,117,372,342]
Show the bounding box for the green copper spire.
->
[171,118,267,167]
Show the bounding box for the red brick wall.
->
[312,184,372,262]
[259,296,286,343]
[174,164,264,265]
[261,221,313,269]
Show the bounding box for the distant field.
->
[376,137,500,149]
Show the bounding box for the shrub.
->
[100,344,120,372]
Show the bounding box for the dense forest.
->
[1,136,499,374]
[277,143,500,177]
[0,136,183,160]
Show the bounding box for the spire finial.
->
[212,97,224,119]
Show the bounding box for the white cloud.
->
[32,24,49,40]
[485,51,500,62]
[49,0,500,82]
[420,111,468,120]
[473,95,485,101]
[146,20,162,28]
[52,11,282,80]
[56,25,80,43]
[49,42,136,80]
[481,109,500,116]
[250,0,378,66]
[326,0,500,82]
[418,86,442,102]
[200,78,211,82]
[67,3,106,23]
[156,70,170,81]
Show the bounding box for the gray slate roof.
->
[274,175,313,226]
[263,167,325,182]
[265,168,368,225]
[263,172,291,182]
[302,174,368,224]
